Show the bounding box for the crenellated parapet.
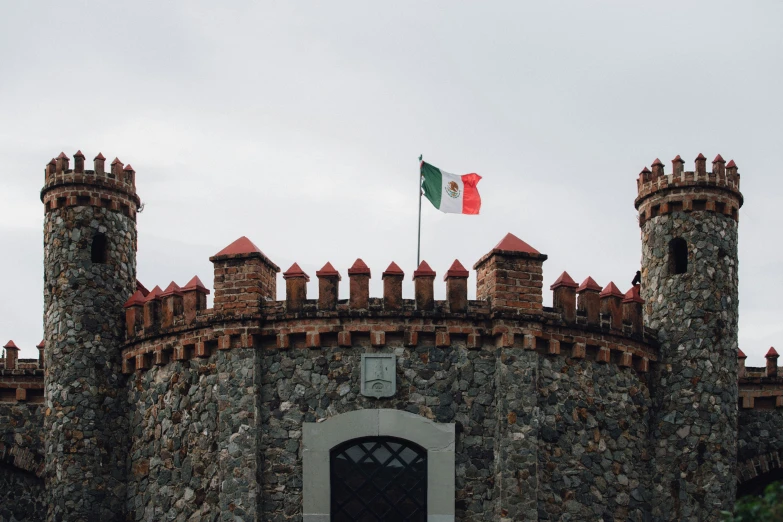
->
[121,233,659,379]
[738,347,783,410]
[635,154,743,226]
[40,151,141,220]
[0,340,45,404]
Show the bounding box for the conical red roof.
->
[493,233,540,255]
[347,258,371,276]
[214,236,263,257]
[145,285,163,302]
[577,276,602,293]
[651,158,663,166]
[622,285,644,304]
[550,271,578,290]
[182,276,210,293]
[713,154,725,163]
[283,262,310,281]
[413,260,436,279]
[695,153,706,160]
[444,259,469,279]
[766,347,779,358]
[73,150,85,158]
[316,262,341,280]
[382,262,404,278]
[123,289,147,308]
[599,281,624,298]
[94,152,105,161]
[159,281,182,297]
[726,160,737,168]
[738,349,747,359]
[36,340,45,349]
[3,340,18,349]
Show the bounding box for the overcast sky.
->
[1,1,781,365]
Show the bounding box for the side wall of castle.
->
[0,403,46,521]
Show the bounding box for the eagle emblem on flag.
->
[445,180,460,199]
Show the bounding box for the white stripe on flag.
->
[438,170,464,214]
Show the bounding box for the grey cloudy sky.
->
[1,1,781,365]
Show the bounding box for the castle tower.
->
[40,152,139,520]
[636,154,742,520]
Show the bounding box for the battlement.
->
[40,151,141,220]
[635,154,744,226]
[120,233,660,378]
[0,340,44,404]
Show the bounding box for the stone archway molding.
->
[302,409,455,521]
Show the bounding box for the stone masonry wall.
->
[127,357,222,521]
[0,402,46,521]
[643,210,739,521]
[259,336,498,521]
[536,353,652,521]
[43,203,136,520]
[0,463,46,522]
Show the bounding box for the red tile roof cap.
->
[48,158,56,166]
[577,276,602,293]
[713,154,725,163]
[347,258,371,276]
[766,347,779,358]
[672,155,684,162]
[145,285,163,302]
[316,262,341,280]
[382,262,404,278]
[3,340,18,350]
[94,152,105,161]
[57,152,69,160]
[181,276,210,294]
[283,262,310,281]
[640,166,651,174]
[111,157,122,165]
[123,164,134,172]
[599,281,624,298]
[550,271,578,290]
[123,289,147,308]
[695,153,706,160]
[36,340,45,349]
[159,281,183,297]
[738,349,747,359]
[413,260,436,279]
[651,158,663,166]
[213,236,262,257]
[493,233,540,255]
[73,150,85,158]
[622,285,645,304]
[444,259,469,280]
[726,159,737,168]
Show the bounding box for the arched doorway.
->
[330,436,427,521]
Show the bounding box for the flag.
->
[420,161,482,215]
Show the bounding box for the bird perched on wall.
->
[632,270,641,286]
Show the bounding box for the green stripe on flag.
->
[421,161,442,210]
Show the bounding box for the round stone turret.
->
[40,151,138,520]
[638,154,742,520]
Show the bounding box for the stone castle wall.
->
[639,155,742,521]
[41,152,138,520]
[5,150,783,521]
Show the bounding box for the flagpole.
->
[417,154,423,267]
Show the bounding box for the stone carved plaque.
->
[360,354,396,398]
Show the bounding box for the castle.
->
[0,150,781,522]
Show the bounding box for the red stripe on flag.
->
[461,173,482,215]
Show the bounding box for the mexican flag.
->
[420,161,482,215]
